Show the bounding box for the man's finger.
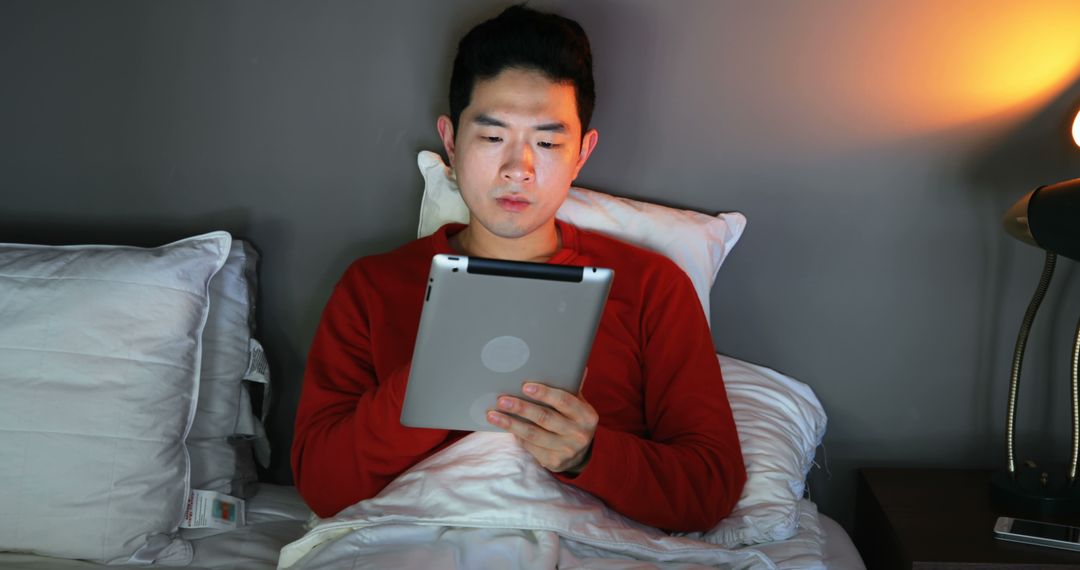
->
[523,382,599,430]
[485,410,562,449]
[496,396,573,435]
[522,382,588,419]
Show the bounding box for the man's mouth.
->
[495,196,530,212]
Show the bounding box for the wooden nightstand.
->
[855,468,1080,569]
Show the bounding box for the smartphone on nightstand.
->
[994,516,1080,552]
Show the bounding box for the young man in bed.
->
[291,5,745,533]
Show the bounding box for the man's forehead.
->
[463,69,580,131]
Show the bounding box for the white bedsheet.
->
[279,432,839,569]
[0,480,863,569]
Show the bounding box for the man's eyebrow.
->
[535,122,568,133]
[472,114,567,133]
[473,114,507,128]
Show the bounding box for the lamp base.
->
[991,465,1080,515]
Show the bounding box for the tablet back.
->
[401,254,613,432]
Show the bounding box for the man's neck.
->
[451,222,562,262]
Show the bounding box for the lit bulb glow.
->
[1073,108,1080,148]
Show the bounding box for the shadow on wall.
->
[0,209,253,247]
[962,72,1080,472]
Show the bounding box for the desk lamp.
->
[991,107,1080,514]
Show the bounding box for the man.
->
[291,5,745,533]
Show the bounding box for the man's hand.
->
[486,381,598,474]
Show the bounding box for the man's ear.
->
[572,128,599,180]
[436,115,457,166]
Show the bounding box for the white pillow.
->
[688,354,827,547]
[416,151,746,324]
[188,239,270,499]
[0,232,232,564]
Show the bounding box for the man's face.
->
[439,68,597,241]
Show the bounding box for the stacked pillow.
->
[0,232,271,564]
[415,151,826,547]
[188,240,271,499]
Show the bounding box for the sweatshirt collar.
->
[431,219,579,265]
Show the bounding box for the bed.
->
[0,377,862,569]
[0,484,860,569]
[0,152,866,568]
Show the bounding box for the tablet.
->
[401,254,613,432]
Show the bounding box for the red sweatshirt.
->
[291,221,745,532]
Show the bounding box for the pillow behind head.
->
[416,151,746,325]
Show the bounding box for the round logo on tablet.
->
[481,336,530,373]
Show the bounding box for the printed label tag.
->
[244,338,270,384]
[179,489,246,530]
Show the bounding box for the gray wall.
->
[3,0,1080,531]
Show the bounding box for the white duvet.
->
[279,432,822,569]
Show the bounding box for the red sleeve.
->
[290,263,449,518]
[556,267,746,532]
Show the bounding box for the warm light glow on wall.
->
[698,1,1080,151]
[660,1,1080,154]
[948,13,1080,115]
[856,2,1080,132]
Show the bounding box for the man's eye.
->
[538,141,561,149]
[482,136,502,143]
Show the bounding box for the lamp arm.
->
[1006,251,1057,476]
[1070,312,1080,484]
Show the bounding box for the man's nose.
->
[502,143,534,183]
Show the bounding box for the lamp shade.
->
[1003,178,1080,261]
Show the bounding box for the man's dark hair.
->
[448,5,595,136]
